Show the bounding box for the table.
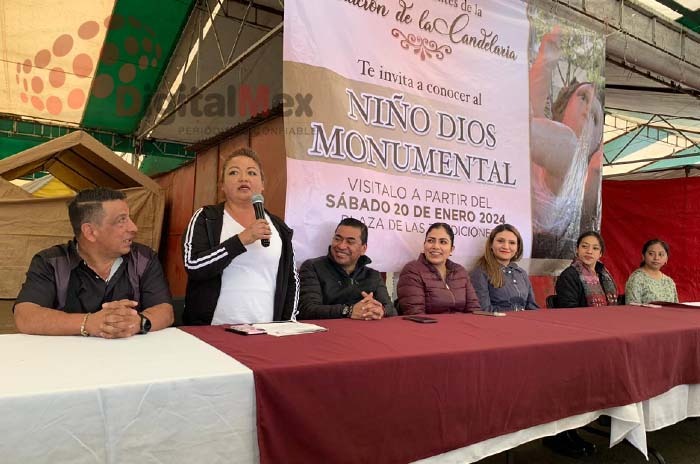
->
[0,328,257,464]
[184,305,700,464]
[416,383,700,463]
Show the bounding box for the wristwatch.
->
[138,313,152,334]
[341,305,353,318]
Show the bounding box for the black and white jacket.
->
[182,202,299,325]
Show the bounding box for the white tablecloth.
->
[0,328,256,464]
[415,384,700,463]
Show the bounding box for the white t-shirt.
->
[211,211,281,324]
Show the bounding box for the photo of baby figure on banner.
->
[528,11,605,259]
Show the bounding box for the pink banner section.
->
[283,0,533,267]
[283,0,606,263]
[286,157,531,271]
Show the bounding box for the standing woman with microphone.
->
[182,148,298,325]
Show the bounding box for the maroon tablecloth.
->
[183,306,700,464]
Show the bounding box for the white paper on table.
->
[252,321,327,337]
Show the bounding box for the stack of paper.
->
[252,322,327,337]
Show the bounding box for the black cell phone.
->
[403,315,437,323]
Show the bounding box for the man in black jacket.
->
[298,218,395,320]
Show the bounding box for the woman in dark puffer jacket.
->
[397,223,480,315]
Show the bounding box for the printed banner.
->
[283,0,604,269]
[528,8,605,259]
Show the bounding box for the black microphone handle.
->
[252,202,271,247]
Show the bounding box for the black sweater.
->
[554,262,617,308]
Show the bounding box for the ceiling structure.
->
[0,0,699,179]
[136,0,283,147]
[602,1,700,180]
[0,0,198,175]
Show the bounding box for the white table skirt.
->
[0,328,257,464]
[414,384,700,463]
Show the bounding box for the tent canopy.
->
[0,0,698,178]
[0,0,197,172]
[603,56,700,180]
[603,107,700,180]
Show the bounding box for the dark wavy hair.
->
[577,230,605,254]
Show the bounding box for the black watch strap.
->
[139,313,152,334]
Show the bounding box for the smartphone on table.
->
[403,315,438,324]
[225,324,267,335]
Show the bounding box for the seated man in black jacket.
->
[298,218,396,320]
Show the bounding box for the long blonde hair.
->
[476,224,523,288]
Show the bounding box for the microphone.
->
[251,194,270,247]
